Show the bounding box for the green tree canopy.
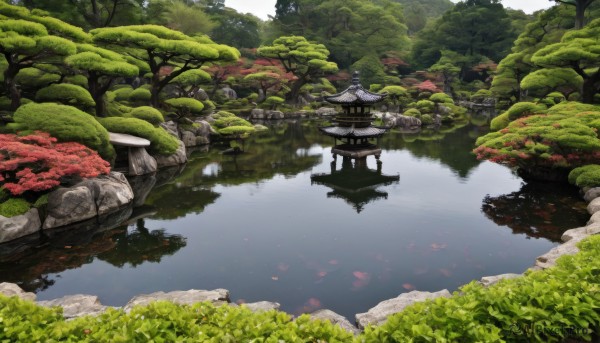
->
[257,35,337,104]
[90,24,240,107]
[553,0,597,28]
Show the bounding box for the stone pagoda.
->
[319,71,389,161]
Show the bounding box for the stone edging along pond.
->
[1,176,600,334]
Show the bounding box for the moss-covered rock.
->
[97,117,178,155]
[9,103,114,160]
[0,198,31,218]
[568,164,600,188]
[490,112,510,131]
[165,97,204,118]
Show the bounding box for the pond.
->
[0,117,589,320]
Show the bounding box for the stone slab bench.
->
[109,132,157,176]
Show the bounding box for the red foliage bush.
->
[415,80,440,93]
[0,132,111,195]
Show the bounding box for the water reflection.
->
[482,182,589,242]
[311,158,400,213]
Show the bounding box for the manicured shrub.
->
[97,117,179,155]
[490,112,510,131]
[429,92,454,104]
[112,86,134,102]
[8,103,114,160]
[475,107,600,169]
[403,108,421,117]
[568,164,600,188]
[212,111,255,137]
[420,114,434,125]
[263,96,284,110]
[128,88,151,104]
[470,89,492,103]
[416,99,435,113]
[0,198,31,217]
[0,132,110,195]
[504,102,546,121]
[35,83,95,111]
[164,97,205,118]
[130,106,164,126]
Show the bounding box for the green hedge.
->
[569,164,600,188]
[97,117,179,155]
[35,83,95,110]
[130,106,164,126]
[9,103,114,160]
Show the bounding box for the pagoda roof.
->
[325,71,387,105]
[319,125,389,139]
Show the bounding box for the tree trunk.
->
[581,75,598,104]
[286,78,307,105]
[4,64,21,111]
[575,2,585,29]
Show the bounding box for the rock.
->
[44,186,97,229]
[587,211,600,225]
[254,124,268,131]
[180,130,197,147]
[267,110,284,119]
[561,223,600,242]
[0,209,41,244]
[193,88,209,101]
[81,172,134,216]
[124,289,229,312]
[587,197,600,214]
[437,105,452,116]
[250,109,265,119]
[154,141,187,168]
[160,121,179,138]
[220,86,237,100]
[355,290,451,329]
[316,107,336,116]
[311,309,361,335]
[0,282,36,301]
[396,115,422,128]
[584,187,600,203]
[535,237,583,269]
[243,301,280,312]
[38,295,108,319]
[433,114,442,126]
[128,174,157,207]
[479,273,521,287]
[128,147,157,176]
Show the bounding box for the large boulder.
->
[355,289,451,329]
[43,172,134,229]
[395,115,422,129]
[154,141,187,168]
[250,109,266,119]
[124,289,230,312]
[220,86,237,100]
[311,309,361,335]
[0,209,41,244]
[0,282,36,301]
[316,107,336,117]
[128,147,157,176]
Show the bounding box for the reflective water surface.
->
[0,118,589,319]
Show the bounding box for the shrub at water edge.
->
[8,103,114,160]
[568,164,600,188]
[97,117,179,155]
[130,106,164,126]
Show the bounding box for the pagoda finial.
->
[352,71,360,86]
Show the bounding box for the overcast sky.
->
[224,0,555,21]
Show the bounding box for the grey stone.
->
[243,301,280,312]
[250,109,265,119]
[316,107,336,117]
[587,211,600,225]
[128,147,157,176]
[0,209,41,243]
[154,141,187,168]
[267,110,284,120]
[160,121,180,138]
[180,130,197,147]
[220,86,237,100]
[437,105,452,115]
[254,124,268,131]
[193,88,209,101]
[355,290,451,329]
[480,273,521,287]
[194,120,211,137]
[195,136,210,145]
[0,282,36,301]
[311,309,361,335]
[44,186,97,229]
[535,237,583,269]
[124,289,229,312]
[84,172,134,216]
[396,115,422,128]
[584,187,600,203]
[38,295,108,319]
[109,132,151,147]
[587,197,600,214]
[561,223,600,242]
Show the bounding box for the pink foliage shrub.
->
[0,132,110,195]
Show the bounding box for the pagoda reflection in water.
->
[311,159,399,213]
[319,71,389,162]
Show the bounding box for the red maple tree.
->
[0,132,111,195]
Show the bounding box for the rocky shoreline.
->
[1,184,599,334]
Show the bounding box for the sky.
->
[224,0,555,21]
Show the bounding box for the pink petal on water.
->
[353,271,370,280]
[402,283,415,291]
[439,268,452,277]
[271,276,279,281]
[308,298,321,307]
[328,259,339,265]
[317,271,328,278]
[277,263,290,272]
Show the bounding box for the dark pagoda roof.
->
[324,71,387,105]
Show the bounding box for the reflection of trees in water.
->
[97,219,186,267]
[482,182,588,242]
[0,216,186,293]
